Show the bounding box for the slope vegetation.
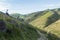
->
[0,12,39,40]
[29,8,60,40]
[45,19,60,37]
[30,8,60,28]
[24,10,49,22]
[30,11,53,28]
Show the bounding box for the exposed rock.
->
[0,20,6,32]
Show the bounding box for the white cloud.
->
[0,0,60,14]
[0,0,11,13]
[39,3,60,10]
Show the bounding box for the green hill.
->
[0,12,40,40]
[44,19,60,40]
[45,19,60,37]
[27,8,60,40]
[25,8,60,23]
[29,8,60,28]
[4,8,60,40]
[24,10,49,22]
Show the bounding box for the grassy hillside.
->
[29,8,60,40]
[25,8,60,23]
[45,19,60,40]
[30,11,53,28]
[7,8,60,40]
[0,12,40,40]
[24,10,49,22]
[45,19,60,35]
[30,8,60,28]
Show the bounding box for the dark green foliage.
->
[47,33,60,40]
[37,28,60,40]
[0,12,39,40]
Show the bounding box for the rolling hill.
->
[29,8,60,27]
[24,10,49,22]
[25,8,60,23]
[27,8,60,40]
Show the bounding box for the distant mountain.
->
[10,13,26,19]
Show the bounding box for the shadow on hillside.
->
[47,33,60,40]
[45,11,60,27]
[28,23,60,40]
[37,29,60,40]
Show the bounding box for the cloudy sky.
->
[0,0,60,14]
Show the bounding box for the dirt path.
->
[37,30,48,40]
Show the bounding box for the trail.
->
[37,30,48,40]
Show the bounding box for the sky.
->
[0,0,60,14]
